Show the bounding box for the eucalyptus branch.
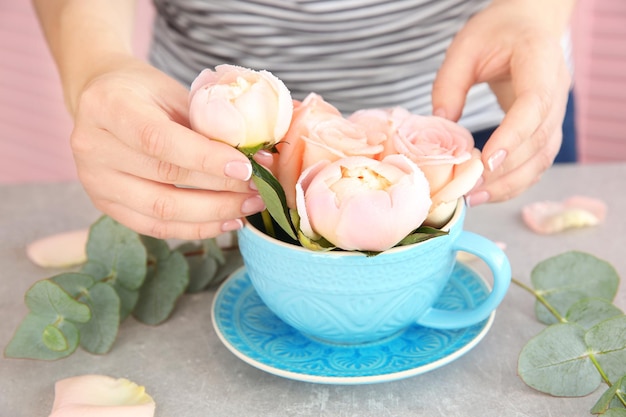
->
[511,278,567,323]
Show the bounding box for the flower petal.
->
[26,229,89,268]
[521,196,607,234]
[49,375,155,417]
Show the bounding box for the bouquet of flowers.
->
[189,65,484,253]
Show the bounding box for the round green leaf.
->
[518,323,600,396]
[133,251,189,325]
[5,314,79,360]
[566,298,624,330]
[76,283,121,354]
[42,324,68,351]
[531,251,620,324]
[52,272,95,299]
[86,216,147,290]
[585,316,626,383]
[25,280,91,324]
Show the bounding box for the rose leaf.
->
[531,251,620,324]
[518,323,601,397]
[249,158,297,240]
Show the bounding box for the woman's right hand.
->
[70,57,266,239]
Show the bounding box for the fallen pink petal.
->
[26,229,89,268]
[521,196,607,235]
[49,375,155,417]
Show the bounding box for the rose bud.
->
[189,64,293,149]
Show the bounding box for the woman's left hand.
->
[431,0,576,205]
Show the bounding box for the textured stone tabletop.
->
[1,163,625,417]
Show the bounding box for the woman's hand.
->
[70,57,265,239]
[431,0,576,205]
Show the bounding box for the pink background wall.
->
[1,0,625,183]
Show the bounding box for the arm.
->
[431,0,577,204]
[32,1,264,239]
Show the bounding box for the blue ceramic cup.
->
[237,199,511,344]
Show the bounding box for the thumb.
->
[431,38,478,121]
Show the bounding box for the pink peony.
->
[296,155,431,252]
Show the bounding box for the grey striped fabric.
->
[148,0,549,132]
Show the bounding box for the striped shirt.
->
[149,0,570,132]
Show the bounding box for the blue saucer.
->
[211,262,494,385]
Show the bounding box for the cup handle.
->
[415,231,512,329]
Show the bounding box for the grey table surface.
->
[1,162,625,417]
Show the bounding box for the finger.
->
[76,128,255,192]
[431,35,479,121]
[99,202,245,240]
[85,171,266,225]
[482,40,570,171]
[86,95,254,182]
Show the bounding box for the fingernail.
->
[241,195,265,215]
[221,219,243,232]
[224,160,252,181]
[487,149,507,172]
[249,179,258,191]
[466,191,490,207]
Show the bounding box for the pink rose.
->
[382,115,484,227]
[189,64,293,148]
[347,107,412,143]
[275,94,385,208]
[296,155,431,252]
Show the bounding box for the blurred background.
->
[1,0,625,183]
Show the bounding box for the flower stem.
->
[511,278,567,323]
[261,209,275,238]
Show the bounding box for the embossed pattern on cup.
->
[238,199,510,344]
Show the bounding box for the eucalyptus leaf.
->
[591,375,626,414]
[249,158,296,240]
[604,409,626,416]
[52,272,95,298]
[111,282,139,321]
[86,216,148,290]
[566,298,624,330]
[518,323,601,396]
[25,280,91,324]
[133,250,189,325]
[76,283,121,354]
[4,314,79,360]
[176,240,222,293]
[531,251,620,324]
[42,324,68,351]
[585,316,626,383]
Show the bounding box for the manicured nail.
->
[221,219,243,232]
[224,160,252,181]
[487,149,507,172]
[466,191,490,207]
[241,195,266,215]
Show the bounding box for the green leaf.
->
[249,158,296,240]
[518,323,601,396]
[76,283,121,354]
[396,226,448,246]
[566,298,624,330]
[585,316,626,382]
[531,251,620,324]
[86,216,148,290]
[81,260,139,320]
[25,280,91,324]
[133,250,189,325]
[4,314,79,360]
[604,410,626,417]
[42,324,68,351]
[175,240,222,293]
[52,272,95,298]
[591,375,626,414]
